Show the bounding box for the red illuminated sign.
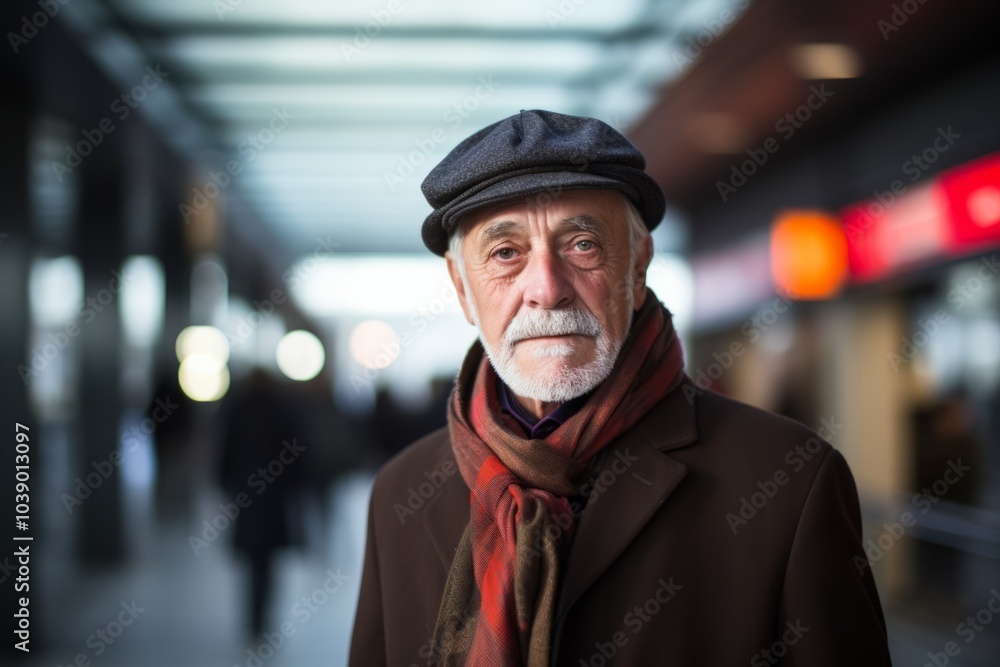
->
[842,151,1000,282]
[940,152,1000,250]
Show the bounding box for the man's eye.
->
[495,248,516,260]
[576,240,594,251]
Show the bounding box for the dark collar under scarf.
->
[497,376,592,440]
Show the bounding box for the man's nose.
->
[521,248,574,310]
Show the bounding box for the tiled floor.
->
[21,471,374,667]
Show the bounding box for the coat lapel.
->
[422,436,469,574]
[554,381,699,622]
[421,379,701,616]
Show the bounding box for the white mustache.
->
[502,308,602,346]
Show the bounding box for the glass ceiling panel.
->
[112,0,648,31]
[86,0,735,254]
[158,37,610,77]
[188,82,579,111]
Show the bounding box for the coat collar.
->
[554,377,698,621]
[422,376,700,620]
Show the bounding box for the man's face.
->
[445,190,652,403]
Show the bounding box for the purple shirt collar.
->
[497,377,591,439]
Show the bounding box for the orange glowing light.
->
[770,210,848,299]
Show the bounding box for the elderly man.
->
[349,110,891,666]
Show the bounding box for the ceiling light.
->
[790,43,862,80]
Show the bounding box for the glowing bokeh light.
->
[349,320,400,371]
[178,354,230,402]
[175,325,230,365]
[276,330,326,381]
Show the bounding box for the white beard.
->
[473,288,635,403]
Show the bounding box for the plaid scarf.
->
[430,291,685,666]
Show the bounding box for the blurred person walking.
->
[218,368,307,638]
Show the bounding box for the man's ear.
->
[631,234,654,310]
[445,249,476,326]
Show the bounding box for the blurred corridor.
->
[2,0,1000,665]
[20,470,373,667]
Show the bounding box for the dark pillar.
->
[74,140,126,565]
[0,62,33,661]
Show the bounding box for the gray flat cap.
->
[419,109,666,256]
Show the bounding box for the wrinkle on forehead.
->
[474,212,611,252]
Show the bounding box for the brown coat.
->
[349,380,892,666]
